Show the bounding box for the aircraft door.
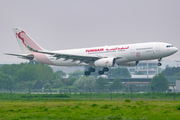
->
[130,46,135,54]
[156,44,160,52]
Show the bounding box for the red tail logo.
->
[16,30,27,46]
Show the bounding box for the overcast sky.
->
[0,0,180,64]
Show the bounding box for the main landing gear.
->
[84,67,95,76]
[98,67,109,75]
[157,58,162,66]
[84,67,109,76]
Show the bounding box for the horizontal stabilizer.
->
[5,53,34,60]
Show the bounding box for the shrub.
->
[124,99,131,102]
[90,104,98,107]
[111,106,120,110]
[101,104,109,109]
[176,105,180,110]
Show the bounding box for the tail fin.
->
[12,27,45,54]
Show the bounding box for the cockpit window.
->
[166,45,174,48]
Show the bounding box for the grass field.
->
[0,100,180,120]
[0,92,180,119]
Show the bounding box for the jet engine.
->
[118,61,139,66]
[94,58,115,67]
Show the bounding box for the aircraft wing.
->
[5,53,34,60]
[27,46,102,63]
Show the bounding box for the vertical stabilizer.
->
[12,27,45,54]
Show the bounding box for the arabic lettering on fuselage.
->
[86,46,129,53]
[106,46,129,51]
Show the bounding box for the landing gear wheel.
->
[157,63,162,66]
[157,58,162,66]
[84,71,91,76]
[89,68,95,72]
[98,71,104,75]
[103,67,109,72]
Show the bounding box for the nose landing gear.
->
[157,63,162,66]
[157,58,162,66]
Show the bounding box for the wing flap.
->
[27,46,100,63]
[27,46,124,64]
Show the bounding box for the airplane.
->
[5,27,178,75]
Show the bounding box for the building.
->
[128,61,158,78]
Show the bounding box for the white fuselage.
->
[33,42,178,66]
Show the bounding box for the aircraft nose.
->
[174,47,178,53]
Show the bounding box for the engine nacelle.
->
[118,61,139,66]
[94,58,115,67]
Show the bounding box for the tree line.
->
[161,66,180,77]
[0,62,125,90]
[0,63,59,89]
[0,62,176,92]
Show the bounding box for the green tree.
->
[24,81,34,89]
[33,80,44,89]
[51,78,65,88]
[74,76,96,90]
[111,67,131,78]
[56,70,66,78]
[44,83,52,89]
[35,64,56,81]
[69,69,84,78]
[110,77,124,90]
[0,71,14,89]
[13,63,56,89]
[150,73,169,92]
[0,63,75,89]
[14,64,37,82]
[68,77,77,86]
[95,77,109,90]
[0,63,25,76]
[165,65,170,69]
[173,72,180,77]
[161,67,180,76]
